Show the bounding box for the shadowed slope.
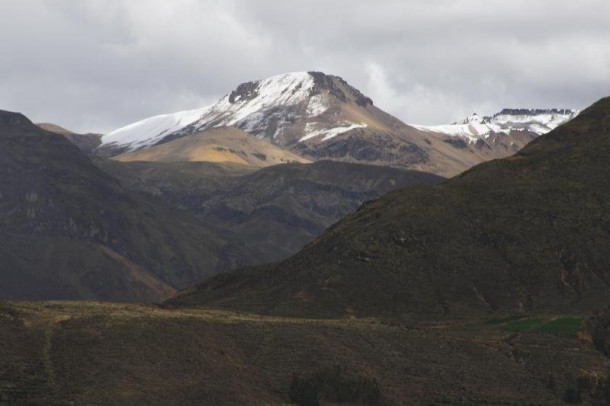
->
[37,122,101,154]
[0,110,250,302]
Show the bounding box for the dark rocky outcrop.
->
[308,71,373,107]
[229,80,259,103]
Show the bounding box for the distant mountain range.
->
[96,71,577,177]
[414,108,579,141]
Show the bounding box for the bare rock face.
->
[293,130,430,166]
[229,81,259,104]
[308,71,373,107]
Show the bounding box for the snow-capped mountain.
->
[99,72,374,156]
[413,109,579,143]
[97,71,579,177]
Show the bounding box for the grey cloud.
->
[1,0,609,132]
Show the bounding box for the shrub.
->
[564,374,610,404]
[586,307,610,356]
[290,374,320,406]
[289,365,380,405]
[564,387,581,404]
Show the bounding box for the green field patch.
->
[498,317,546,331]
[483,314,528,325]
[481,315,586,334]
[536,317,585,334]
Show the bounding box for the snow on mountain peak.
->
[100,72,328,152]
[231,72,315,106]
[413,108,579,143]
[454,113,485,125]
[99,71,375,154]
[194,72,318,135]
[490,109,579,134]
[101,106,212,151]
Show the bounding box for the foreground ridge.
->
[1,301,607,405]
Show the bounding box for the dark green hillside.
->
[0,110,248,301]
[168,97,610,318]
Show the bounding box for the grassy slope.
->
[1,301,608,405]
[167,97,610,318]
[113,126,310,166]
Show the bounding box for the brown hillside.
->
[114,126,310,167]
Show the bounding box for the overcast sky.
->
[1,0,609,133]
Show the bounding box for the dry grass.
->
[114,126,310,166]
[1,301,609,405]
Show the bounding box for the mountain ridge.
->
[97,71,578,177]
[413,108,579,142]
[36,122,102,154]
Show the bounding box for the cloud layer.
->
[1,0,609,132]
